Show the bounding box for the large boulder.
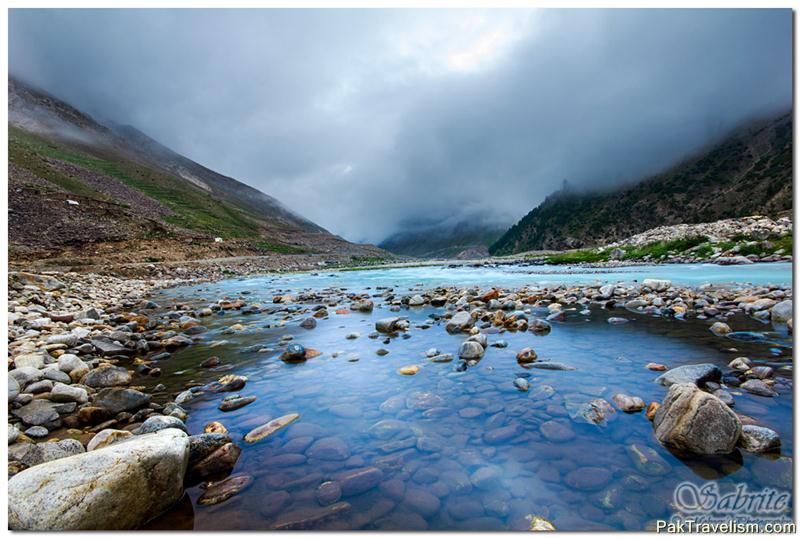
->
[653,383,741,455]
[8,429,189,530]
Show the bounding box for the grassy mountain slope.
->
[490,112,792,255]
[8,77,387,264]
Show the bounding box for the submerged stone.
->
[244,413,300,443]
[198,474,253,505]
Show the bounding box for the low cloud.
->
[9,8,792,243]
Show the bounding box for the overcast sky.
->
[9,9,792,243]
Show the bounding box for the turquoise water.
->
[144,263,793,531]
[181,262,792,296]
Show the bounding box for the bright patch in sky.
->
[390,11,534,76]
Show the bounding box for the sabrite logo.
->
[672,482,790,515]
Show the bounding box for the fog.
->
[9,9,792,243]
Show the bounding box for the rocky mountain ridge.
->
[490,112,792,255]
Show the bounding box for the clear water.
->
[143,263,793,531]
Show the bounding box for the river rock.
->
[91,338,135,357]
[138,415,187,434]
[41,367,69,385]
[10,367,43,388]
[58,354,88,375]
[612,394,645,413]
[516,348,537,364]
[14,352,47,370]
[406,391,444,410]
[281,343,307,363]
[316,481,343,505]
[728,357,752,371]
[87,429,133,451]
[710,322,732,336]
[9,424,20,444]
[25,379,53,394]
[528,516,557,531]
[12,400,60,427]
[655,363,721,387]
[398,365,420,375]
[352,299,374,312]
[9,376,20,402]
[188,441,240,481]
[8,429,189,530]
[403,487,441,517]
[93,387,150,415]
[738,425,781,453]
[567,399,616,426]
[770,300,792,323]
[49,382,89,404]
[540,419,575,442]
[653,383,741,455]
[204,422,228,435]
[19,439,85,467]
[625,443,670,476]
[643,279,671,292]
[198,474,253,505]
[300,317,317,329]
[244,413,300,443]
[408,294,425,306]
[217,374,247,392]
[337,466,384,496]
[446,311,473,334]
[530,319,552,334]
[201,356,220,368]
[82,365,132,388]
[470,465,502,490]
[219,395,257,411]
[564,467,612,491]
[740,379,778,397]
[17,428,41,444]
[376,317,404,333]
[272,501,352,530]
[458,341,485,360]
[307,437,351,460]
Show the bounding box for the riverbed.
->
[143,262,793,530]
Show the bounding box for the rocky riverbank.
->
[515,214,793,267]
[7,271,244,528]
[6,268,793,529]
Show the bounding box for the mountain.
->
[379,214,509,259]
[8,77,387,264]
[490,112,792,255]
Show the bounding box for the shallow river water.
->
[144,263,793,531]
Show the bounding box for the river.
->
[143,262,793,530]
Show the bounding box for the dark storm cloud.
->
[9,9,792,243]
